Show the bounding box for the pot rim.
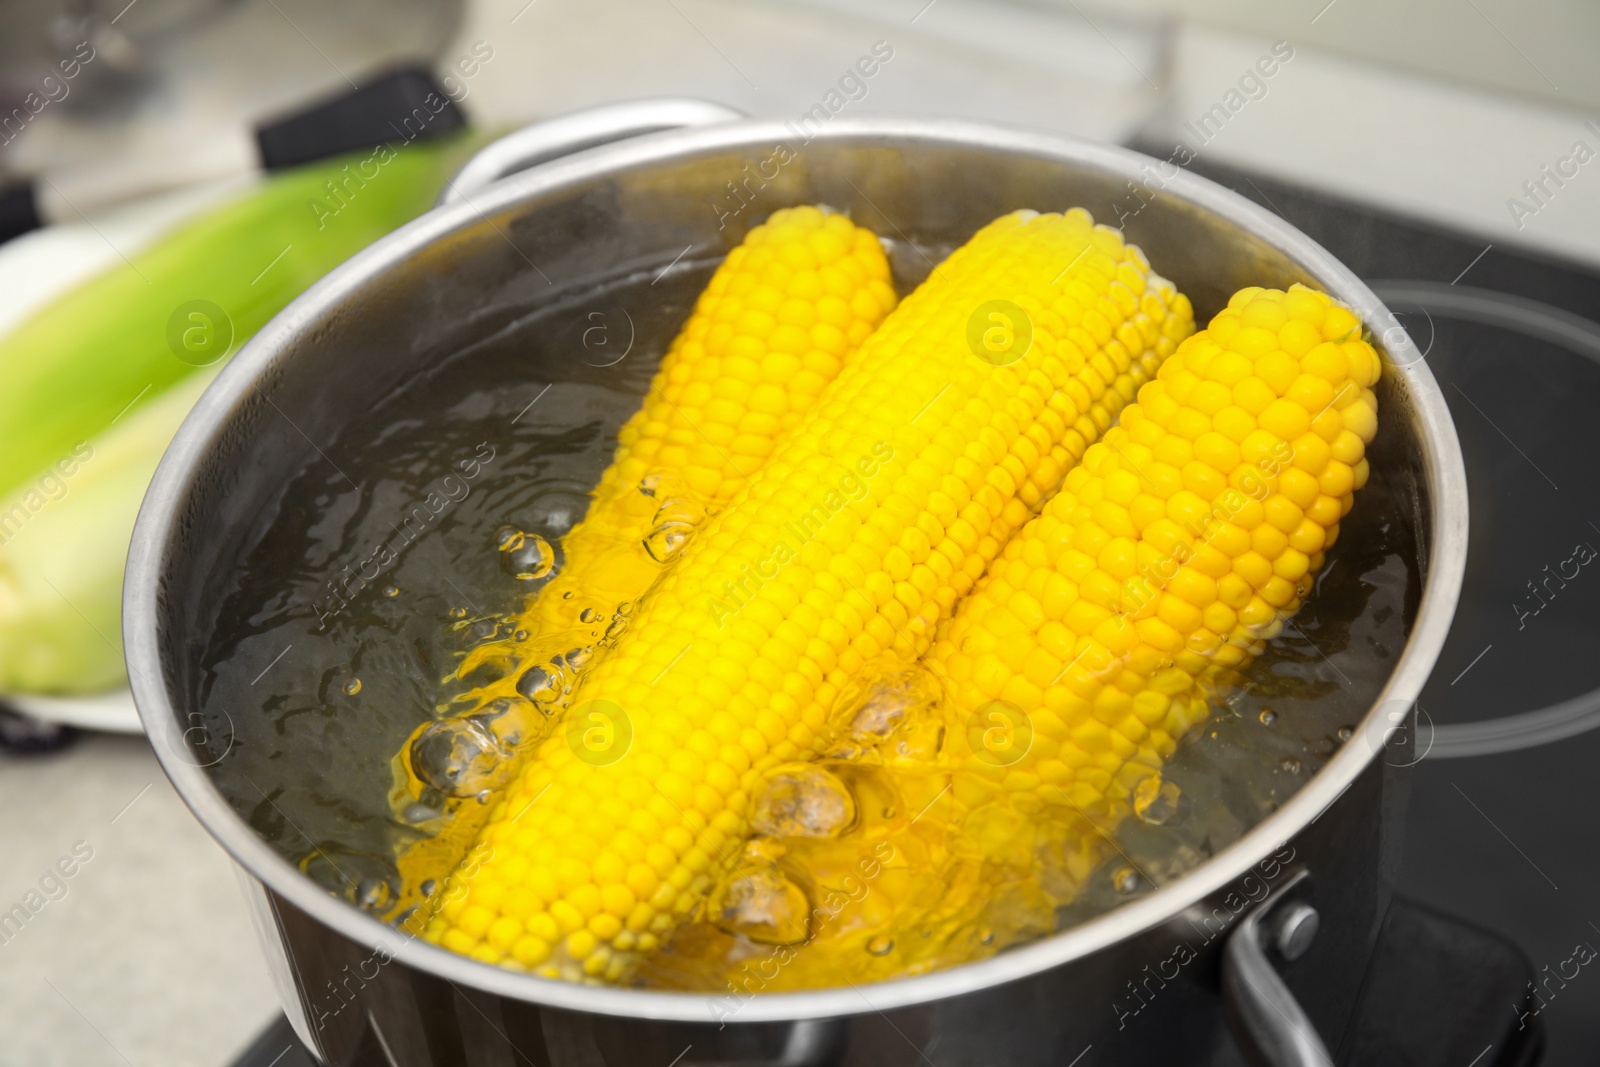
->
[124,113,1468,1023]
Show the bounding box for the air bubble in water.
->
[409,717,513,797]
[1259,709,1277,726]
[448,606,467,620]
[580,608,597,623]
[495,525,555,581]
[844,667,942,740]
[1281,757,1302,774]
[866,935,894,957]
[477,696,546,749]
[298,845,396,913]
[1133,775,1182,825]
[516,664,564,709]
[382,584,400,597]
[1114,867,1142,894]
[356,878,390,910]
[342,678,362,696]
[751,764,856,839]
[402,802,438,824]
[709,861,811,945]
[643,521,693,563]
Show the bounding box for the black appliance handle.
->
[1221,870,1334,1067]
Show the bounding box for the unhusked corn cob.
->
[931,284,1380,823]
[453,207,896,705]
[419,208,1194,981]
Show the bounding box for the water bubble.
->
[342,678,362,696]
[845,667,942,740]
[1113,867,1142,894]
[514,629,529,641]
[1280,757,1302,774]
[402,802,439,824]
[866,935,895,957]
[495,526,555,581]
[462,617,502,648]
[980,929,996,946]
[420,879,437,897]
[1133,775,1182,825]
[751,764,856,839]
[579,608,598,623]
[409,717,513,797]
[477,790,492,805]
[655,495,703,520]
[639,470,688,500]
[298,845,396,912]
[709,861,812,945]
[449,606,467,620]
[643,521,693,563]
[382,584,400,598]
[515,664,564,708]
[476,696,546,749]
[565,647,592,670]
[562,591,574,600]
[1337,725,1355,742]
[356,878,390,910]
[1259,709,1277,726]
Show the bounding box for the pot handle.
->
[437,98,744,205]
[1221,870,1335,1067]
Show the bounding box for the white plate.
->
[2,687,144,734]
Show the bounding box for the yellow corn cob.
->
[447,207,896,715]
[933,283,1380,824]
[419,208,1194,981]
[643,283,1379,991]
[396,208,894,906]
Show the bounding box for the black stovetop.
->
[230,158,1600,1067]
[1185,157,1600,1067]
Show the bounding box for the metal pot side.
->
[124,115,1467,1066]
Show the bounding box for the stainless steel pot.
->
[124,100,1468,1067]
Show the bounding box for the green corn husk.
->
[0,132,481,501]
[0,370,219,693]
[0,131,486,693]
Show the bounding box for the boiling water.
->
[197,249,1418,988]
